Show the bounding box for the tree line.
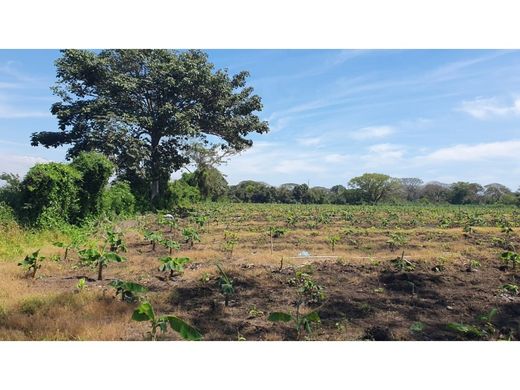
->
[172,170,520,206]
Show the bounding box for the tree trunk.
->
[149,132,162,205]
[97,262,103,280]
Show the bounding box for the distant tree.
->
[292,184,311,204]
[229,181,275,203]
[398,178,424,201]
[0,173,22,212]
[190,167,228,201]
[329,185,347,204]
[308,187,331,204]
[31,49,268,208]
[348,173,398,204]
[275,185,295,203]
[450,182,484,204]
[420,182,451,203]
[482,183,512,204]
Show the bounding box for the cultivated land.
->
[1,203,519,341]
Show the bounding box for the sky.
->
[1,49,520,190]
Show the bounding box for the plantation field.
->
[1,203,519,340]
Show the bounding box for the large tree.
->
[348,173,398,204]
[31,50,269,207]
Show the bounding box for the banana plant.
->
[159,256,190,278]
[18,250,45,278]
[268,311,320,340]
[267,226,286,253]
[105,228,127,253]
[53,229,86,261]
[78,248,126,280]
[109,279,148,302]
[501,251,520,270]
[182,227,200,248]
[161,238,181,255]
[327,235,340,252]
[131,301,202,341]
[144,230,163,251]
[216,263,234,307]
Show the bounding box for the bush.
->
[102,181,136,216]
[166,174,201,213]
[71,152,114,219]
[0,173,22,212]
[0,202,17,229]
[20,163,82,226]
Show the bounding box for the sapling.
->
[268,311,320,340]
[222,231,239,259]
[391,251,415,272]
[159,256,190,278]
[132,301,202,341]
[267,226,286,253]
[105,228,127,253]
[161,238,181,255]
[78,248,126,280]
[501,251,520,270]
[18,250,45,278]
[182,227,200,248]
[144,231,163,252]
[216,264,235,307]
[109,279,148,302]
[269,269,324,340]
[387,232,407,252]
[327,235,340,253]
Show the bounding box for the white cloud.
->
[458,96,520,119]
[274,159,327,174]
[297,137,322,146]
[0,153,49,177]
[349,126,395,140]
[418,140,520,162]
[323,153,350,163]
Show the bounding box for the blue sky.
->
[1,49,520,189]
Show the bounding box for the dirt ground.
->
[1,206,519,341]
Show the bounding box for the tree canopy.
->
[348,173,398,204]
[31,49,269,208]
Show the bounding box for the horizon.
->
[1,49,520,190]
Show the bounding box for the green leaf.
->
[132,302,155,322]
[304,311,320,323]
[165,316,203,340]
[105,252,126,263]
[268,312,292,322]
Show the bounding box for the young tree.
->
[31,50,269,208]
[348,173,397,204]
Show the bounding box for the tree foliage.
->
[348,173,398,204]
[71,151,114,219]
[20,162,82,226]
[31,49,269,208]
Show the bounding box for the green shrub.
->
[0,202,17,229]
[20,162,82,226]
[166,175,200,214]
[0,173,22,213]
[102,181,136,216]
[71,152,114,219]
